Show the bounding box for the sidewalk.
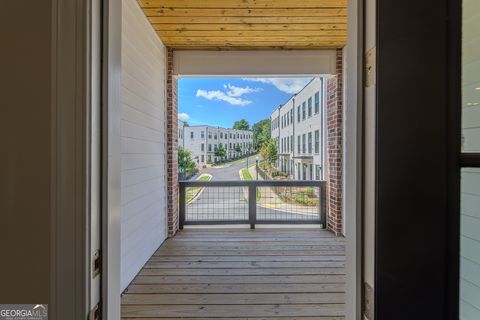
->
[248,166,318,216]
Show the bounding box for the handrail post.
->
[319,181,327,228]
[179,182,186,229]
[248,184,257,229]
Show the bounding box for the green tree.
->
[235,144,242,153]
[178,146,196,176]
[260,138,278,164]
[215,143,226,158]
[182,121,189,127]
[252,119,271,150]
[233,119,250,130]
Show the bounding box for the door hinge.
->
[88,302,101,320]
[93,249,101,278]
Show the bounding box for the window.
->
[208,133,212,139]
[297,106,301,122]
[297,135,301,153]
[201,143,204,151]
[291,109,294,123]
[201,155,204,162]
[291,135,294,153]
[310,164,313,180]
[229,133,232,139]
[214,133,217,140]
[308,132,312,153]
[229,143,232,149]
[315,165,321,180]
[314,92,320,114]
[208,155,211,162]
[302,134,306,153]
[220,132,223,139]
[208,144,212,151]
[214,144,218,151]
[190,132,194,139]
[315,130,320,154]
[308,97,312,117]
[201,131,205,139]
[302,102,306,120]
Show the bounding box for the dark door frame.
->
[375,0,462,319]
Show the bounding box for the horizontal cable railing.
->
[179,180,326,229]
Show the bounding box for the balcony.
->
[121,180,345,319]
[121,227,345,319]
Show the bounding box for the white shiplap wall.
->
[461,0,480,318]
[121,0,167,291]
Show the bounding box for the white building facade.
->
[270,77,326,180]
[179,123,253,166]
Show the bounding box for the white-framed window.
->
[315,130,320,154]
[308,97,312,117]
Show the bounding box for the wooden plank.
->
[162,240,344,246]
[138,0,348,9]
[134,274,346,284]
[176,228,328,232]
[121,229,346,318]
[121,292,345,305]
[166,44,345,49]
[148,16,347,24]
[157,30,346,37]
[126,283,345,294]
[153,23,346,31]
[174,229,337,235]
[143,261,345,269]
[157,244,346,251]
[121,303,345,318]
[168,240,344,245]
[154,249,345,256]
[162,35,346,43]
[140,268,345,276]
[147,255,345,262]
[119,318,345,320]
[143,8,347,17]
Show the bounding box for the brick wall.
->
[326,49,344,235]
[166,48,179,237]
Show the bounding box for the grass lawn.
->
[186,174,211,203]
[241,167,260,200]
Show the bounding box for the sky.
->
[178,77,314,128]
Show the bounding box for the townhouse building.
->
[179,123,254,166]
[270,77,326,180]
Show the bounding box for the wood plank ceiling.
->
[137,0,347,49]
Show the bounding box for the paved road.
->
[186,155,320,224]
[200,155,258,181]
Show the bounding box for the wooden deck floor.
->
[121,228,346,319]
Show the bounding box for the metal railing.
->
[179,180,327,229]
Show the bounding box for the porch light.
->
[476,87,480,90]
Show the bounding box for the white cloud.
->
[242,78,312,94]
[196,89,252,106]
[223,83,262,97]
[178,112,190,121]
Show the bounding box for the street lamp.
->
[256,156,259,180]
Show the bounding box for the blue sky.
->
[178,77,313,128]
